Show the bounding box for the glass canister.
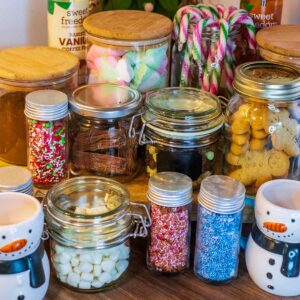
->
[131,87,224,190]
[0,166,33,195]
[146,172,192,274]
[224,62,300,223]
[69,83,142,182]
[0,46,78,165]
[194,175,245,284]
[83,10,173,94]
[25,90,69,188]
[257,25,300,69]
[44,176,150,292]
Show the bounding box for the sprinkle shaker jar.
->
[194,175,245,284]
[69,83,142,182]
[147,172,192,274]
[25,90,69,188]
[83,10,173,94]
[44,176,150,292]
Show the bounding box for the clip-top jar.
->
[147,172,192,274]
[44,176,150,292]
[194,175,245,284]
[83,10,173,94]
[134,87,224,189]
[0,46,78,165]
[25,90,69,188]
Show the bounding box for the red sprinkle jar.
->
[25,90,69,188]
[146,172,192,274]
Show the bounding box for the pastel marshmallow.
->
[116,58,134,83]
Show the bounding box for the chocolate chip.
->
[269,259,275,265]
[267,272,273,279]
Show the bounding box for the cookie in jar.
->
[224,62,300,200]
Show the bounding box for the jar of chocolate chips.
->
[131,87,224,189]
[69,83,142,182]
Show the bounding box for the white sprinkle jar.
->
[44,176,150,292]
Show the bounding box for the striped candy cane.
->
[180,33,193,86]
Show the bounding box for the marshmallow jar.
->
[83,10,173,94]
[44,176,150,292]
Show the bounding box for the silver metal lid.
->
[25,90,68,121]
[70,83,142,119]
[233,61,300,101]
[147,172,193,207]
[199,175,245,214]
[0,166,33,194]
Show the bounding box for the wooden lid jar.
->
[83,10,173,93]
[0,46,79,165]
[257,25,300,68]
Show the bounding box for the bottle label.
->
[240,0,283,30]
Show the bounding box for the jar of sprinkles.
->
[25,90,69,188]
[194,175,245,284]
[146,172,192,274]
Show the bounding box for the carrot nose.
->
[263,222,287,233]
[0,239,27,253]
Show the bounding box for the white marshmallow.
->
[93,265,101,277]
[101,259,115,272]
[58,274,67,283]
[99,272,112,284]
[79,281,91,289]
[79,262,93,273]
[110,250,120,262]
[67,272,80,285]
[57,263,72,275]
[53,254,61,263]
[73,267,81,274]
[71,257,79,267]
[111,268,117,276]
[81,272,94,282]
[54,244,65,254]
[119,245,130,259]
[92,280,104,288]
[79,253,92,263]
[92,253,102,265]
[116,260,129,274]
[60,252,71,264]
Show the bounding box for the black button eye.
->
[29,229,32,234]
[291,219,295,223]
[2,236,5,239]
[18,295,25,300]
[267,211,270,215]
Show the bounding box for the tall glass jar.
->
[25,90,69,188]
[194,175,245,284]
[69,84,142,182]
[0,46,78,165]
[131,87,224,190]
[146,172,192,274]
[83,10,173,94]
[44,176,150,292]
[224,62,300,224]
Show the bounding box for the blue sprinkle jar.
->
[194,175,245,284]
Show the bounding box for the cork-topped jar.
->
[83,10,173,94]
[257,25,300,68]
[0,46,79,165]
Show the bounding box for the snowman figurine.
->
[246,179,300,296]
[0,192,50,300]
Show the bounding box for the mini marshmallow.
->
[116,260,129,274]
[81,272,94,282]
[73,267,81,274]
[79,281,91,289]
[71,257,79,267]
[99,271,112,284]
[54,244,65,254]
[58,274,67,283]
[92,280,104,288]
[59,252,71,264]
[79,253,93,263]
[111,267,117,276]
[101,259,115,273]
[67,272,80,285]
[53,254,61,263]
[57,263,72,275]
[119,245,130,259]
[79,262,93,273]
[93,265,101,277]
[92,253,103,265]
[67,279,78,288]
[109,250,120,262]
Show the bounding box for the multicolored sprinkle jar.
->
[147,172,192,274]
[194,175,245,284]
[25,90,69,188]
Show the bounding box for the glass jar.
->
[224,62,300,205]
[0,46,78,165]
[69,84,142,182]
[25,90,69,188]
[171,25,255,97]
[257,25,300,69]
[0,166,33,195]
[44,176,150,292]
[131,87,224,190]
[194,175,245,284]
[146,172,192,274]
[83,10,173,94]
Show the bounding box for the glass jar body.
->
[26,117,68,188]
[146,202,192,274]
[0,73,77,165]
[86,34,171,94]
[69,112,141,182]
[194,203,242,284]
[50,239,130,292]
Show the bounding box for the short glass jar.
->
[131,87,224,190]
[194,175,245,284]
[0,46,78,165]
[44,176,150,292]
[69,84,142,182]
[25,90,69,188]
[146,172,192,274]
[83,10,173,94]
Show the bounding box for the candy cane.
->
[180,33,193,86]
[224,38,236,96]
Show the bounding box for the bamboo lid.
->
[0,46,79,81]
[257,25,300,57]
[83,10,173,41]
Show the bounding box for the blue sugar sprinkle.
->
[194,205,242,282]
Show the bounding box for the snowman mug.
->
[0,192,50,300]
[246,179,300,296]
